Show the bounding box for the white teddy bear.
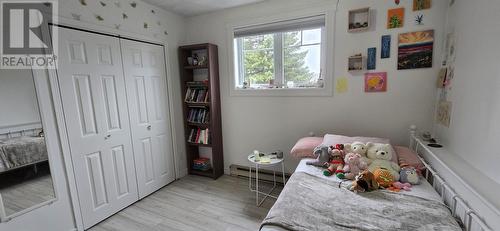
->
[344,141,370,164]
[366,142,400,181]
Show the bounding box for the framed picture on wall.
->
[365,72,387,92]
[398,30,434,70]
[387,8,404,29]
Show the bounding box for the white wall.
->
[434,0,500,185]
[184,0,448,173]
[0,70,40,128]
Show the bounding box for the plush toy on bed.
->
[388,182,412,192]
[373,168,395,188]
[341,153,368,180]
[399,166,420,185]
[344,142,369,163]
[323,144,345,177]
[366,142,401,181]
[306,144,331,167]
[349,170,379,193]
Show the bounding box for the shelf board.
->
[190,168,214,177]
[187,122,210,128]
[185,102,210,107]
[187,142,212,147]
[184,65,208,70]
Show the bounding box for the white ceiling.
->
[142,0,266,17]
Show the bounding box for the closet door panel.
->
[57,27,138,229]
[121,39,175,198]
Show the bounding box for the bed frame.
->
[408,125,494,231]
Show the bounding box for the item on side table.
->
[306,144,331,167]
[373,168,395,188]
[349,170,379,193]
[400,166,420,185]
[342,153,368,180]
[323,144,345,177]
[193,158,211,171]
[366,142,401,180]
[388,182,412,192]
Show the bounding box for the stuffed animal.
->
[366,142,400,181]
[349,170,379,193]
[388,182,412,192]
[306,144,331,167]
[344,141,370,164]
[341,153,368,180]
[373,168,395,188]
[323,144,345,177]
[400,166,420,185]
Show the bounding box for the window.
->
[233,15,326,90]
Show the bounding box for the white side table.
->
[248,153,286,207]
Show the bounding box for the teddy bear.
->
[344,141,370,164]
[323,144,345,177]
[306,144,331,167]
[341,153,368,180]
[366,142,400,181]
[349,170,379,193]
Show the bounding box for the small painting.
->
[387,8,404,29]
[398,30,434,70]
[413,0,431,11]
[436,68,447,88]
[367,47,376,70]
[381,35,391,59]
[365,72,387,92]
[437,100,452,127]
[336,77,348,93]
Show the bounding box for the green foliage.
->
[242,31,315,85]
[389,15,402,28]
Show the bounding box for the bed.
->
[0,126,48,173]
[260,127,492,231]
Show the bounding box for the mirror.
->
[0,69,55,221]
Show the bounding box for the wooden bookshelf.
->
[179,43,223,179]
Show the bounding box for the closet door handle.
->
[104,134,111,140]
[147,125,152,130]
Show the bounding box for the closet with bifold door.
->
[55,26,175,229]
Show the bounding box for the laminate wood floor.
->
[89,175,283,231]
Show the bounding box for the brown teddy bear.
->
[349,170,379,193]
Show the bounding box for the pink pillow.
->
[322,134,398,163]
[290,137,324,158]
[395,146,425,170]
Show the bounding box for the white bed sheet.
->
[261,158,444,231]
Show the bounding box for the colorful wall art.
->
[398,30,434,70]
[413,0,431,11]
[367,47,376,70]
[364,72,387,92]
[336,77,348,93]
[387,8,404,29]
[437,100,452,127]
[381,35,391,58]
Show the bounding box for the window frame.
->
[227,10,334,97]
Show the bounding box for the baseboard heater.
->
[229,164,291,184]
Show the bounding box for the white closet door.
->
[57,27,138,229]
[120,39,175,198]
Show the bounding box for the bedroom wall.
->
[183,0,449,173]
[0,70,41,128]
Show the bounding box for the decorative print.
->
[395,0,400,5]
[164,31,168,35]
[100,1,106,7]
[151,9,155,14]
[336,77,348,93]
[79,0,87,6]
[436,68,447,88]
[387,8,404,29]
[381,35,391,59]
[95,14,104,21]
[122,13,128,19]
[365,72,387,93]
[367,47,376,70]
[130,2,137,8]
[415,14,424,25]
[71,13,81,21]
[398,30,434,70]
[437,100,452,127]
[143,22,148,29]
[413,0,431,11]
[445,66,454,86]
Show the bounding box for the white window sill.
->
[229,87,333,97]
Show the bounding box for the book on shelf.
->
[184,88,210,103]
[193,158,211,171]
[187,108,210,124]
[187,128,210,144]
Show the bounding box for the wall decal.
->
[413,0,431,11]
[387,8,404,29]
[395,0,400,5]
[164,31,168,35]
[151,9,155,14]
[95,14,104,21]
[398,30,434,70]
[122,13,128,19]
[100,1,106,7]
[436,68,447,88]
[336,77,348,93]
[144,22,148,29]
[79,0,87,6]
[437,100,452,127]
[415,14,424,25]
[381,35,391,59]
[365,72,387,92]
[130,2,137,8]
[367,47,376,70]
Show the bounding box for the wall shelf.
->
[348,7,370,33]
